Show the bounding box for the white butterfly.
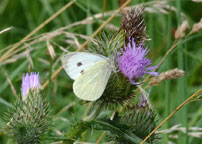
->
[61,52,113,101]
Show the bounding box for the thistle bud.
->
[4,72,51,144]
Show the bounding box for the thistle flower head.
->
[21,72,41,100]
[117,39,159,84]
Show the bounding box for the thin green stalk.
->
[86,0,93,36]
[48,58,54,101]
[164,1,172,143]
[20,0,34,30]
[148,13,154,51]
[176,0,188,143]
[184,41,189,144]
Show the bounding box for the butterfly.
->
[61,52,113,101]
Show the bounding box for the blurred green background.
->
[0,0,202,143]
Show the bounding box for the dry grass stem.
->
[53,102,76,120]
[47,40,56,59]
[37,58,50,66]
[0,59,17,66]
[104,23,119,31]
[0,26,13,35]
[2,70,18,98]
[0,46,38,66]
[175,20,190,39]
[140,88,202,144]
[0,0,76,63]
[41,66,63,90]
[149,68,185,86]
[10,31,80,58]
[192,0,202,2]
[64,32,81,48]
[25,47,34,69]
[101,0,107,24]
[96,131,107,144]
[157,124,202,138]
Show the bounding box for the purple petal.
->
[21,72,41,100]
[117,39,159,84]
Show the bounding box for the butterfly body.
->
[61,52,112,101]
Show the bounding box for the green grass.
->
[0,0,202,143]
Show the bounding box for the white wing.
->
[61,52,108,80]
[73,60,111,101]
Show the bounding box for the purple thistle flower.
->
[117,39,159,84]
[21,72,41,100]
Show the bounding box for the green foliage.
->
[91,119,144,144]
[99,99,159,144]
[118,109,158,143]
[0,0,202,144]
[61,112,156,144]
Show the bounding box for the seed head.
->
[121,7,147,45]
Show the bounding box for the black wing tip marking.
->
[77,62,82,66]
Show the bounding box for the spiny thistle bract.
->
[95,73,135,109]
[106,96,159,144]
[4,73,51,144]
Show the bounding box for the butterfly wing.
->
[73,60,111,101]
[61,52,108,80]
